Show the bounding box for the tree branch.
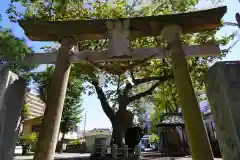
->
[123,83,133,95]
[170,88,178,111]
[128,75,173,102]
[91,81,115,121]
[123,74,173,100]
[128,81,161,102]
[133,74,173,86]
[116,75,121,95]
[130,69,135,82]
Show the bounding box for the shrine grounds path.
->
[14,153,222,160]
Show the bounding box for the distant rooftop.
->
[88,128,111,132]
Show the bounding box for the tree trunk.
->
[61,132,66,143]
[110,109,133,147]
[111,126,124,147]
[57,132,66,153]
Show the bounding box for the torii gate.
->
[18,6,226,160]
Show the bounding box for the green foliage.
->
[19,132,37,146]
[23,103,31,118]
[8,0,84,20]
[149,133,160,143]
[69,138,84,145]
[29,65,84,134]
[29,66,54,102]
[0,13,36,74]
[0,28,37,74]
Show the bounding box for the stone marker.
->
[0,67,27,160]
[205,61,240,160]
[112,144,117,158]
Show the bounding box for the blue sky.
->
[1,0,240,130]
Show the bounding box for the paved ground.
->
[14,153,222,160]
[14,146,222,160]
[14,153,90,160]
[141,152,222,160]
[141,157,222,160]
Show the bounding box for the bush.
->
[149,133,160,143]
[69,138,84,145]
[19,132,37,155]
[20,132,37,145]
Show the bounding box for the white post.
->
[101,145,105,157]
[112,144,117,158]
[90,144,95,157]
[124,145,128,158]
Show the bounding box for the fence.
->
[91,144,141,159]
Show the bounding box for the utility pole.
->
[83,111,86,139]
[83,111,87,151]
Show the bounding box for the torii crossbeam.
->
[17,6,226,160]
[19,44,220,64]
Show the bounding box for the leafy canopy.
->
[29,66,84,134]
[0,27,37,74]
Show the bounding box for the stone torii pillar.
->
[33,38,75,160]
[161,25,214,160]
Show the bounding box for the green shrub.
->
[20,132,37,146]
[69,138,83,145]
[19,132,38,155]
[149,133,160,143]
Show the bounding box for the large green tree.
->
[29,66,84,142]
[0,29,36,74]
[8,0,234,146]
[0,23,36,74]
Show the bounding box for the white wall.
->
[58,131,79,140]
